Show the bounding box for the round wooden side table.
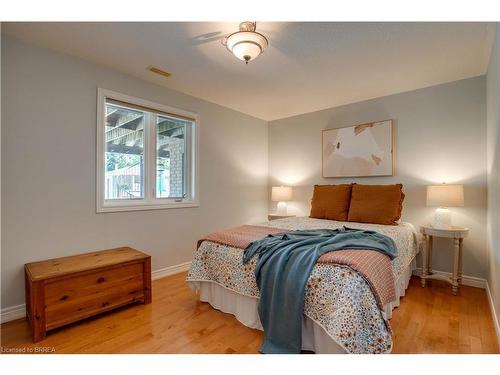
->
[420,225,469,295]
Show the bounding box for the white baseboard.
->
[486,282,500,348]
[412,267,487,289]
[152,261,191,280]
[0,304,26,324]
[0,261,192,324]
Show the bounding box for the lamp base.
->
[276,201,288,216]
[433,207,452,229]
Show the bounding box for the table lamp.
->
[272,186,292,215]
[426,183,464,229]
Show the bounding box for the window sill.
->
[96,201,199,213]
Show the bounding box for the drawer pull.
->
[60,295,69,301]
[96,277,106,283]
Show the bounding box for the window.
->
[97,89,198,212]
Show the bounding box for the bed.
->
[186,217,420,354]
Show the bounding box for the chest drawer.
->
[44,263,143,306]
[44,263,144,330]
[25,247,152,342]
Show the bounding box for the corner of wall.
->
[486,22,500,349]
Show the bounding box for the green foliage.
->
[106,153,141,171]
[118,183,130,191]
[157,157,170,171]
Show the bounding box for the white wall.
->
[1,36,269,308]
[0,32,493,313]
[269,77,487,279]
[486,24,500,336]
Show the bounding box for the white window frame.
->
[96,88,199,213]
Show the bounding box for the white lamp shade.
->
[225,31,268,62]
[426,184,464,207]
[272,186,292,202]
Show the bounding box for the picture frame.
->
[322,119,395,178]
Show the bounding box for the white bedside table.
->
[268,214,296,221]
[420,225,469,295]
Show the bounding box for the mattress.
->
[186,217,420,354]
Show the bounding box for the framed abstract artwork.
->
[322,119,394,177]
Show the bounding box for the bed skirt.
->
[187,258,416,354]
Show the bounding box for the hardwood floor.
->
[1,273,498,354]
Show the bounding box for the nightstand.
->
[420,225,469,295]
[268,214,296,221]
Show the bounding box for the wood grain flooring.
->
[1,273,498,354]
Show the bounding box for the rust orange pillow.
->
[348,184,405,225]
[310,184,352,221]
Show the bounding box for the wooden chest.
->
[24,247,151,342]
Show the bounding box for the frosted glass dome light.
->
[223,22,268,64]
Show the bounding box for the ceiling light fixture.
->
[222,22,268,64]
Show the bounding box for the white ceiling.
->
[3,22,495,121]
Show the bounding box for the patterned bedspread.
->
[187,217,419,354]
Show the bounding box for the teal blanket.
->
[243,227,397,354]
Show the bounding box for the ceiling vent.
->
[147,66,172,78]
